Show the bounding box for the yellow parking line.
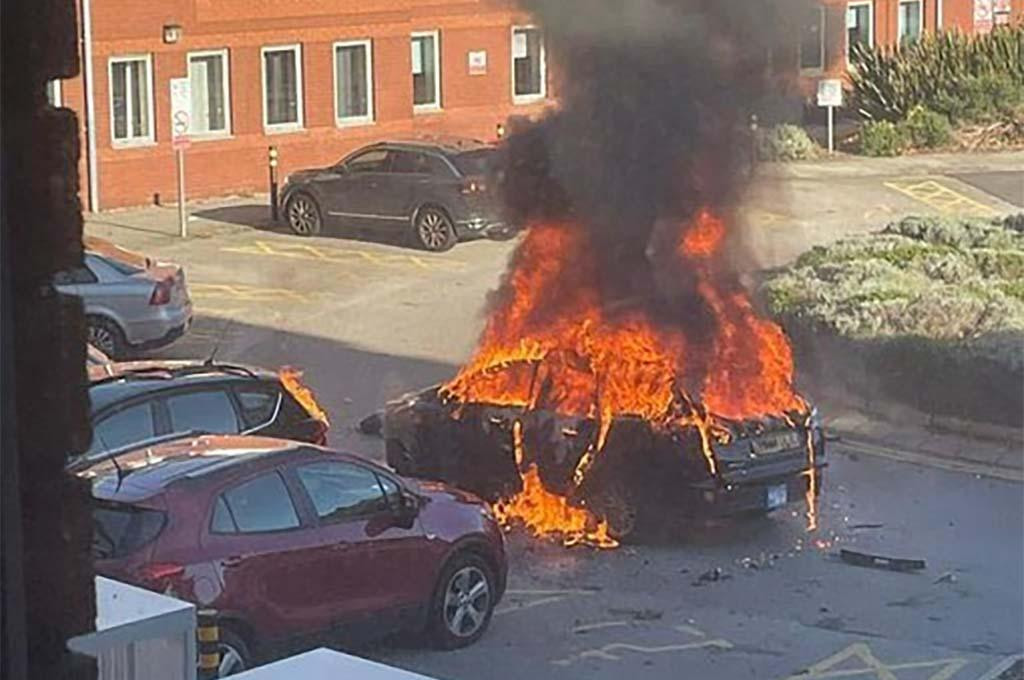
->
[883,178,1000,217]
[222,240,467,272]
[551,623,732,667]
[782,642,968,680]
[189,283,315,304]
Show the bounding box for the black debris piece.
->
[839,549,926,572]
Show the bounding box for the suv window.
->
[234,386,280,429]
[296,462,388,522]
[451,149,494,177]
[389,150,426,174]
[166,389,240,435]
[345,149,389,174]
[214,472,300,533]
[92,501,167,559]
[89,402,156,454]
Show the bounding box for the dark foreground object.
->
[380,386,825,540]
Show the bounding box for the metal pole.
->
[177,149,187,238]
[268,146,279,222]
[827,105,835,154]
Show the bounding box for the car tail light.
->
[135,561,185,592]
[149,278,174,305]
[460,180,486,194]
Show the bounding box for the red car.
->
[85,435,507,676]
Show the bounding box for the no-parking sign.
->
[170,78,191,150]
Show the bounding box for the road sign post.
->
[816,79,843,155]
[170,78,192,237]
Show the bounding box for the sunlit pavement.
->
[85,151,1023,680]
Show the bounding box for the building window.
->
[109,55,154,145]
[799,6,826,71]
[411,31,441,110]
[898,0,923,46]
[188,49,231,136]
[847,2,874,62]
[262,44,303,131]
[512,26,546,102]
[46,80,62,107]
[334,40,373,125]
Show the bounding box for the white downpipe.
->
[81,0,100,212]
[936,0,943,30]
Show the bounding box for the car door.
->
[288,459,430,633]
[386,150,442,224]
[201,469,330,642]
[159,386,243,437]
[328,148,405,230]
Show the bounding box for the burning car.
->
[375,215,824,546]
[381,380,823,544]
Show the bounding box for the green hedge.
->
[762,215,1024,427]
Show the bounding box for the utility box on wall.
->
[68,577,197,680]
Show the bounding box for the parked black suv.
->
[69,360,330,470]
[279,139,511,251]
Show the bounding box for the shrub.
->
[859,120,908,156]
[901,107,953,148]
[850,25,1024,124]
[756,124,820,162]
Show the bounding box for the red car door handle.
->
[330,542,350,552]
[223,555,244,568]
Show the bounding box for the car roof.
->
[86,435,375,503]
[88,360,278,414]
[371,137,493,156]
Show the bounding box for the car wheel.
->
[590,479,640,542]
[216,627,252,678]
[414,207,457,252]
[429,553,496,649]
[86,316,127,360]
[285,193,322,236]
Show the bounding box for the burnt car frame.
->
[380,383,825,540]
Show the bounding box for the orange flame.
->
[493,421,618,549]
[445,208,811,544]
[279,367,330,426]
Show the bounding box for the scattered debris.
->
[933,572,957,584]
[849,523,884,530]
[607,607,664,621]
[693,567,732,586]
[358,412,383,435]
[839,548,926,572]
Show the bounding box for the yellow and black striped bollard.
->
[197,609,220,679]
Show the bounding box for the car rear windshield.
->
[84,236,150,273]
[92,500,166,559]
[451,149,494,177]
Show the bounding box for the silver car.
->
[55,237,192,358]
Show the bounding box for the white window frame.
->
[187,48,232,139]
[898,0,924,44]
[411,30,442,112]
[261,44,304,133]
[846,1,875,65]
[332,39,374,126]
[798,6,826,75]
[47,79,63,107]
[511,25,547,104]
[108,54,155,147]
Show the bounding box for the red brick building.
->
[54,0,1019,210]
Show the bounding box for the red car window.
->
[295,462,388,522]
[214,472,300,533]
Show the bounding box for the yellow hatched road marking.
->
[551,623,732,667]
[883,179,1000,217]
[189,283,314,303]
[222,240,467,272]
[782,642,969,680]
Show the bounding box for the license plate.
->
[766,484,787,509]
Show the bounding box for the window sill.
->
[336,118,375,129]
[189,132,234,142]
[513,94,546,105]
[413,104,443,115]
[111,139,157,150]
[264,124,305,135]
[799,67,825,76]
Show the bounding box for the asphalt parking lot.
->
[85,151,1024,680]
